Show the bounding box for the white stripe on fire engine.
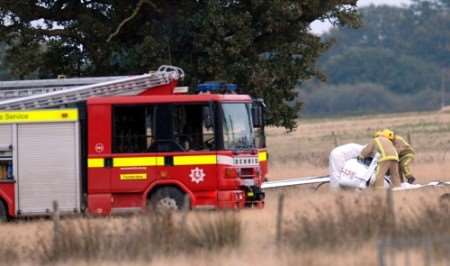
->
[217,155,234,166]
[216,155,259,166]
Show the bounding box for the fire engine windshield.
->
[221,103,255,150]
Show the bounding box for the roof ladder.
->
[0,65,184,110]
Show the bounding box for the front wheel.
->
[149,187,189,212]
[0,201,7,222]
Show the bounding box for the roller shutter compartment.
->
[0,125,12,147]
[17,122,80,215]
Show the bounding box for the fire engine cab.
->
[0,66,267,220]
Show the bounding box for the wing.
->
[261,176,330,189]
[261,175,450,191]
[392,181,450,191]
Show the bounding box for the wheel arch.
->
[0,190,14,217]
[144,180,195,205]
[0,197,9,220]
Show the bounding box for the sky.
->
[310,0,412,34]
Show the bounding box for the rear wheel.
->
[149,187,189,212]
[0,201,7,222]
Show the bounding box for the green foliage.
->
[322,47,441,94]
[300,83,443,117]
[0,0,360,129]
[0,43,9,80]
[307,0,450,117]
[320,0,450,96]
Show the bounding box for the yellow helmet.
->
[373,130,383,138]
[381,129,395,141]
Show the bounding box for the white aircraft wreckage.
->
[262,143,450,192]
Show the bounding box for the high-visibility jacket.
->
[393,135,415,158]
[360,136,399,162]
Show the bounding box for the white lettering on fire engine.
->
[189,167,205,184]
[233,156,258,166]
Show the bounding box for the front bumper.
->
[217,190,246,209]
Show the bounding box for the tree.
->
[322,47,441,94]
[299,82,442,116]
[320,0,450,95]
[0,0,360,129]
[0,43,10,80]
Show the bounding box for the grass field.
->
[1,111,450,266]
[268,111,450,182]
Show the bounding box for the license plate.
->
[241,179,255,186]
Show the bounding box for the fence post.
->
[382,189,396,266]
[332,131,339,146]
[386,188,395,232]
[389,237,396,266]
[276,193,285,246]
[407,131,412,146]
[377,239,386,266]
[405,247,411,266]
[52,200,60,247]
[179,194,190,227]
[424,238,432,266]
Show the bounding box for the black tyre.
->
[149,187,189,212]
[0,201,7,223]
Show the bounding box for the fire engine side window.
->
[141,103,215,152]
[112,105,154,153]
[148,104,180,152]
[175,104,215,151]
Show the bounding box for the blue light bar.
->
[225,83,237,91]
[197,82,220,92]
[197,82,237,93]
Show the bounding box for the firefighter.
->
[391,131,416,184]
[358,129,401,188]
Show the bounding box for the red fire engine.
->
[0,66,267,220]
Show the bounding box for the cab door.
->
[109,105,159,208]
[150,103,219,206]
[152,103,218,191]
[252,99,268,181]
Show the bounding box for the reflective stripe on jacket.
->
[360,136,399,162]
[393,135,415,158]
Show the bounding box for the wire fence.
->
[273,190,450,266]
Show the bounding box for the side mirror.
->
[202,106,214,129]
[252,99,265,128]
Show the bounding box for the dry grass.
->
[1,111,450,265]
[3,188,450,265]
